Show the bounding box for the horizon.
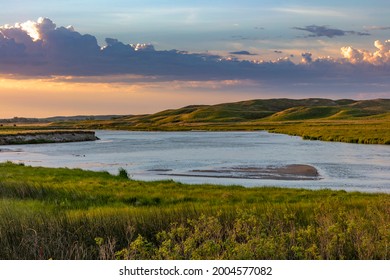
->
[1,97,388,120]
[1,1,390,118]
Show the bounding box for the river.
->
[0,130,389,193]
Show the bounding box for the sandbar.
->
[158,164,320,181]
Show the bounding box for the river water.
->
[0,130,389,193]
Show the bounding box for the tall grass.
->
[0,162,389,259]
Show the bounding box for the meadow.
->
[0,162,389,260]
[1,98,389,145]
[46,98,390,145]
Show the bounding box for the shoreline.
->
[0,130,98,145]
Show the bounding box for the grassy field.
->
[43,98,390,145]
[1,98,389,144]
[0,162,389,260]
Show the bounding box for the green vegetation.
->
[0,162,388,260]
[43,98,390,145]
[1,99,388,259]
[265,120,390,144]
[1,98,389,144]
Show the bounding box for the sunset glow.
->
[1,1,389,118]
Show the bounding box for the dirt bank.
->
[0,131,98,145]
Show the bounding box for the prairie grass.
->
[43,99,390,145]
[2,99,389,145]
[262,119,390,145]
[0,162,389,260]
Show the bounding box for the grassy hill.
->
[116,98,389,123]
[1,98,389,144]
[42,98,388,126]
[43,98,390,144]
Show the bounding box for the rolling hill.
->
[2,98,389,144]
[114,98,390,125]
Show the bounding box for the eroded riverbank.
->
[0,131,98,145]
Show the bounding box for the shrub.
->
[118,168,130,179]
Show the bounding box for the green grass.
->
[262,119,390,144]
[38,98,390,145]
[2,98,389,144]
[0,162,389,260]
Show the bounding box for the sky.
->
[1,0,390,118]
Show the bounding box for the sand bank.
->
[158,164,320,181]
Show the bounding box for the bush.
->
[118,168,130,179]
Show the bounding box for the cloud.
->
[273,7,345,17]
[230,35,260,41]
[293,25,370,38]
[22,17,57,41]
[341,39,390,64]
[301,52,312,64]
[1,17,390,95]
[131,43,155,52]
[364,26,390,31]
[229,50,257,56]
[0,37,26,62]
[101,38,135,57]
[0,17,261,79]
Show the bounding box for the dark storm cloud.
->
[1,17,390,93]
[293,25,370,38]
[0,18,223,78]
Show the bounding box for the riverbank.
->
[0,162,388,260]
[2,98,389,145]
[45,98,390,145]
[0,130,98,145]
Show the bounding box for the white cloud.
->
[340,46,366,64]
[272,7,346,17]
[341,39,390,64]
[131,43,155,52]
[364,26,390,31]
[19,17,56,41]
